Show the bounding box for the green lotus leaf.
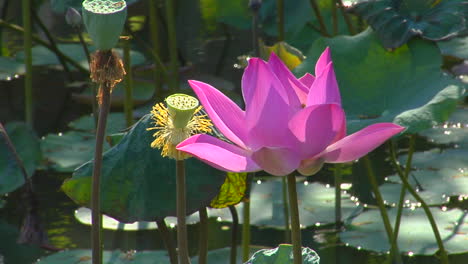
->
[208,179,362,228]
[295,28,466,134]
[348,0,468,48]
[438,36,468,59]
[210,172,248,209]
[0,220,43,264]
[340,208,468,255]
[1,122,41,195]
[419,107,468,147]
[34,249,170,264]
[245,244,320,264]
[0,57,25,80]
[62,114,225,222]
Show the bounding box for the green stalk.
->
[228,205,239,264]
[157,219,178,264]
[91,82,112,264]
[308,0,329,36]
[251,5,260,57]
[123,37,134,127]
[277,0,284,41]
[0,19,88,74]
[198,208,208,264]
[286,173,302,264]
[148,0,163,99]
[176,160,190,264]
[22,0,33,126]
[393,153,450,264]
[337,0,356,35]
[331,0,338,35]
[242,172,254,262]
[334,164,342,228]
[363,156,401,264]
[165,0,179,93]
[282,176,291,242]
[389,136,415,247]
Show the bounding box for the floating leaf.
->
[0,220,43,264]
[210,172,247,209]
[348,0,468,48]
[208,179,362,228]
[0,57,25,80]
[438,36,468,59]
[62,114,225,222]
[1,122,41,195]
[295,28,466,134]
[35,249,170,264]
[245,244,320,264]
[340,208,468,255]
[419,107,468,147]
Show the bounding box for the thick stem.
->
[157,219,178,264]
[337,0,356,35]
[214,24,231,77]
[228,205,239,264]
[331,0,338,35]
[277,0,284,41]
[22,0,33,126]
[148,0,163,99]
[91,82,111,264]
[176,160,190,264]
[308,0,329,36]
[389,136,415,248]
[165,0,179,93]
[123,38,134,127]
[252,9,260,57]
[363,156,401,264]
[286,174,302,264]
[242,173,254,262]
[198,208,208,264]
[334,164,342,228]
[282,176,291,242]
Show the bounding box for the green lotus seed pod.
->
[165,94,199,129]
[82,0,127,50]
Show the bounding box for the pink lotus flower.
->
[177,48,404,176]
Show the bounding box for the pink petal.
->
[299,73,315,89]
[251,147,301,176]
[189,80,248,148]
[242,59,295,150]
[321,123,405,163]
[306,62,342,106]
[288,104,345,158]
[177,134,260,173]
[267,53,308,108]
[315,47,332,76]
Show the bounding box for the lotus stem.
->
[228,205,239,264]
[334,164,342,228]
[286,173,302,264]
[282,176,291,242]
[123,37,134,127]
[165,0,179,93]
[250,2,261,57]
[242,172,254,262]
[148,0,163,99]
[157,219,178,264]
[0,19,88,74]
[277,0,284,41]
[331,0,338,35]
[308,0,329,36]
[22,0,33,126]
[337,0,356,35]
[214,24,231,77]
[388,136,415,249]
[393,152,450,264]
[198,208,208,264]
[91,82,111,264]
[363,155,402,264]
[176,160,190,264]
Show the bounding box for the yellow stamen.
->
[147,103,212,160]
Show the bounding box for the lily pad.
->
[208,179,362,228]
[35,249,170,264]
[16,44,145,70]
[0,57,25,80]
[62,114,225,222]
[245,244,320,264]
[0,220,44,264]
[419,107,468,147]
[340,208,468,255]
[399,148,468,172]
[295,28,466,134]
[348,0,468,48]
[41,113,127,173]
[191,246,263,264]
[438,36,468,59]
[1,122,41,195]
[74,207,201,231]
